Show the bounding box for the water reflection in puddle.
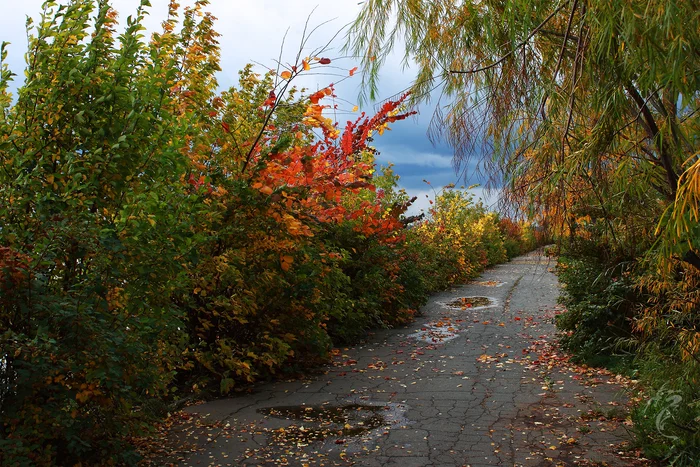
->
[408,322,460,343]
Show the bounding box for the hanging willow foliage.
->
[346,0,699,270]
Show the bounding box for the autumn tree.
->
[347,2,700,461]
[346,0,699,269]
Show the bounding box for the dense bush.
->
[555,244,639,365]
[0,2,200,462]
[629,262,700,465]
[631,351,700,465]
[410,188,505,287]
[556,238,700,465]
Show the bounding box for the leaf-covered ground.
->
[140,251,652,466]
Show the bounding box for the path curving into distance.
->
[159,250,644,467]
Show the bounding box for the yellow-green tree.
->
[347,0,699,269]
[0,1,220,463]
[348,3,699,461]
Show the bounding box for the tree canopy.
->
[347,0,700,270]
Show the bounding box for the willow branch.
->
[626,83,679,199]
[449,4,566,75]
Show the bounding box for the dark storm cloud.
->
[369,112,488,192]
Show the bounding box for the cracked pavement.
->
[162,250,641,466]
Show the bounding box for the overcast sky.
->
[0,0,494,214]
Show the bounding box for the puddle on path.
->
[443,296,495,310]
[408,321,460,343]
[258,404,386,444]
[409,297,498,343]
[469,280,505,287]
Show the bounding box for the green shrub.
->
[0,2,212,463]
[631,355,700,466]
[555,241,699,465]
[556,254,638,363]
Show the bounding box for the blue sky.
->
[0,0,494,214]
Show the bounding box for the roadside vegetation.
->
[0,1,536,464]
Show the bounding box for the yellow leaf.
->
[280,70,292,80]
[302,59,310,71]
[352,105,359,112]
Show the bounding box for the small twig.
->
[552,0,578,84]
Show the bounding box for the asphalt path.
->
[161,250,641,466]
